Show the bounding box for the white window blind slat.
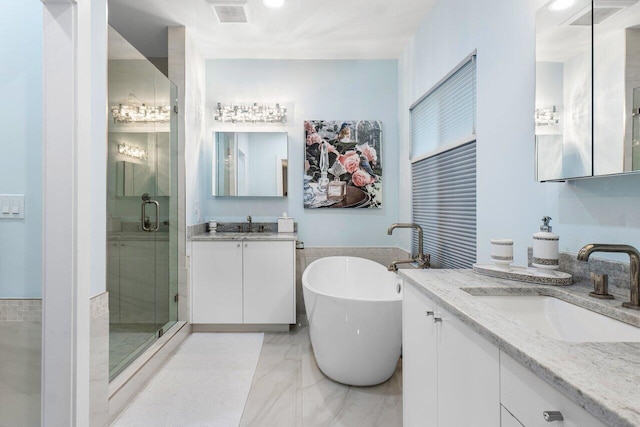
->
[412,141,476,269]
[410,54,477,270]
[410,56,476,161]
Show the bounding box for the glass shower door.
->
[107,26,178,380]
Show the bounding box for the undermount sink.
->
[473,295,640,342]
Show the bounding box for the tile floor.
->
[240,319,402,427]
[114,319,403,427]
[109,323,165,379]
[0,320,41,427]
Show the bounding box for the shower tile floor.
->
[113,319,403,427]
[109,323,165,377]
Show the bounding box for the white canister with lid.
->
[532,216,559,270]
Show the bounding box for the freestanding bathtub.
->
[302,256,402,386]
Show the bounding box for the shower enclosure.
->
[107,27,179,380]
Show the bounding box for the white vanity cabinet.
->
[191,239,296,326]
[404,279,607,427]
[403,282,500,427]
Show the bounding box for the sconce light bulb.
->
[548,0,575,11]
[263,0,284,8]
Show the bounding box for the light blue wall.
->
[246,132,287,196]
[0,2,43,298]
[202,59,402,248]
[399,0,640,265]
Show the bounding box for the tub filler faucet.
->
[577,243,640,310]
[387,223,430,272]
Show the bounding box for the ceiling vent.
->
[208,0,251,23]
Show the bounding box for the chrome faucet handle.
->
[578,243,640,310]
[589,272,614,300]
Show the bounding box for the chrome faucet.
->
[577,243,640,310]
[387,223,430,272]
[246,215,252,232]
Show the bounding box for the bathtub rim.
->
[302,256,402,303]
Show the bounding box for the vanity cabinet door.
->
[437,305,500,427]
[500,352,605,427]
[191,241,243,323]
[403,282,438,427]
[242,240,295,324]
[501,406,524,427]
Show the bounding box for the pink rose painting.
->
[304,120,382,209]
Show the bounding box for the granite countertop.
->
[190,231,298,242]
[399,269,640,427]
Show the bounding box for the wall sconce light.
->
[214,102,287,123]
[118,143,148,161]
[111,93,171,124]
[535,105,559,127]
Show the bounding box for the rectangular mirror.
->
[535,0,593,181]
[536,0,640,180]
[213,131,288,197]
[594,0,640,175]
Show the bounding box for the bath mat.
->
[112,332,264,427]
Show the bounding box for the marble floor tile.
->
[109,323,164,377]
[0,320,41,427]
[242,320,402,427]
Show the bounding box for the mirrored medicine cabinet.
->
[536,0,640,181]
[213,131,288,197]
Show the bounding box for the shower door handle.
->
[141,193,160,232]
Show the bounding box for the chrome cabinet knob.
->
[237,243,240,248]
[433,317,443,323]
[543,411,564,422]
[425,311,434,316]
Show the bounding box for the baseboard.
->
[192,323,290,332]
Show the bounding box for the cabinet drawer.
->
[500,352,605,427]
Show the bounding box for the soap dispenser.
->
[532,216,559,270]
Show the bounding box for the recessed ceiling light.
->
[263,0,284,8]
[548,0,576,11]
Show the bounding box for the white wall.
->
[182,32,207,227]
[0,2,42,298]
[399,0,640,266]
[246,132,287,196]
[202,59,402,248]
[594,29,625,175]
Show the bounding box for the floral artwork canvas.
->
[304,120,382,209]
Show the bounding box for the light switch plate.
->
[0,194,25,219]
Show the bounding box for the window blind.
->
[410,55,476,161]
[412,141,477,269]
